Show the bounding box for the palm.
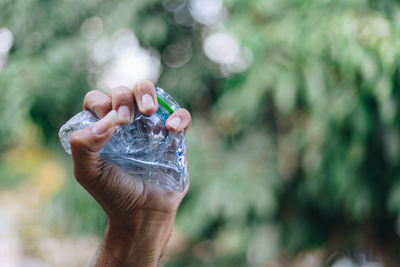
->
[88,161,186,220]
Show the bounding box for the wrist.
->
[97,211,176,267]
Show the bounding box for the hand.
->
[69,81,191,267]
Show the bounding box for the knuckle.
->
[137,80,155,93]
[179,108,191,121]
[112,86,130,96]
[93,98,111,109]
[181,108,190,116]
[84,90,111,110]
[111,87,132,105]
[69,131,85,148]
[84,90,99,104]
[111,87,133,108]
[85,90,99,98]
[98,97,111,108]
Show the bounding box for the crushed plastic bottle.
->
[59,87,189,192]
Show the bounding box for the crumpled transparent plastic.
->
[58,104,189,192]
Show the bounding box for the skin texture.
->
[69,81,192,267]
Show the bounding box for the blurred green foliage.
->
[2,0,400,265]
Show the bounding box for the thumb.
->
[70,110,117,184]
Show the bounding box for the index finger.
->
[83,90,112,119]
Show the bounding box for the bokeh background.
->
[1,0,400,266]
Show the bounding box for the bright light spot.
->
[203,32,239,64]
[204,32,253,76]
[0,27,13,72]
[228,46,253,73]
[331,256,382,267]
[162,39,192,68]
[189,0,225,25]
[0,28,13,55]
[81,17,103,39]
[95,29,161,92]
[331,257,355,267]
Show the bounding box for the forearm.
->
[96,212,176,267]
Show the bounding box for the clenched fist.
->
[69,80,191,267]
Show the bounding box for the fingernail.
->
[92,110,117,135]
[117,105,130,124]
[167,117,181,129]
[141,94,155,111]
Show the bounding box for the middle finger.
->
[110,86,135,125]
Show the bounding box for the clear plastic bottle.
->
[59,87,189,192]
